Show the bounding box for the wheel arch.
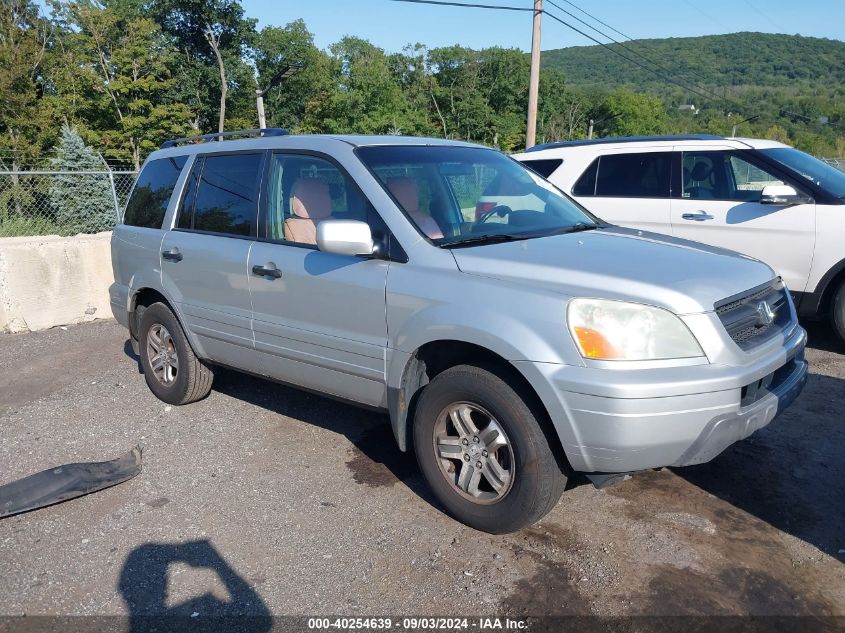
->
[387,339,570,475]
[129,287,206,359]
[801,257,845,318]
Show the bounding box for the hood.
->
[451,226,775,314]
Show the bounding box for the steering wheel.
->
[477,204,513,224]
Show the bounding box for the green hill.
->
[540,32,845,154]
[541,32,845,94]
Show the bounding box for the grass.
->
[0,216,63,238]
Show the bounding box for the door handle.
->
[161,248,183,262]
[252,263,282,279]
[681,212,714,221]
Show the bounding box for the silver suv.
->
[111,129,808,533]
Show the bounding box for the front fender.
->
[384,269,584,452]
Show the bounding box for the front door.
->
[160,151,264,366]
[247,152,389,407]
[670,148,816,293]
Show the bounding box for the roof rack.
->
[526,134,724,152]
[160,128,289,149]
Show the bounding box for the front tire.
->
[413,364,566,533]
[833,281,845,346]
[138,302,213,405]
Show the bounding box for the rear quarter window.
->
[123,156,187,228]
[520,158,563,179]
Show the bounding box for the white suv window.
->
[573,152,671,198]
[682,151,784,202]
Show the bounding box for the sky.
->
[240,0,845,52]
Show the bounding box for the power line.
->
[544,0,731,108]
[541,7,745,115]
[546,0,718,91]
[387,0,533,11]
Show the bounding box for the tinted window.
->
[192,153,262,236]
[123,156,187,228]
[266,153,376,244]
[595,152,671,198]
[572,158,598,196]
[682,151,784,201]
[520,158,563,179]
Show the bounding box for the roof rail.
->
[160,128,289,149]
[526,134,724,152]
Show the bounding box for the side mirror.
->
[760,184,807,206]
[316,219,375,257]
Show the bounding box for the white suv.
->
[513,135,845,343]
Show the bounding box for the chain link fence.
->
[0,169,137,238]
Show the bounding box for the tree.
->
[254,19,333,131]
[303,37,414,135]
[149,0,257,132]
[0,0,52,169]
[49,124,115,234]
[765,124,790,144]
[61,2,193,168]
[591,89,668,137]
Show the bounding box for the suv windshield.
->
[358,145,599,247]
[759,147,845,198]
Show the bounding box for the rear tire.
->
[413,364,566,534]
[138,302,213,405]
[833,281,845,346]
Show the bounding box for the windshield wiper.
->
[522,223,603,239]
[439,233,527,249]
[557,222,602,234]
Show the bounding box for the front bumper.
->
[518,325,808,472]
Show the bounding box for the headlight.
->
[567,298,704,361]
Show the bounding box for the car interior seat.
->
[285,178,333,244]
[686,160,717,199]
[386,176,444,239]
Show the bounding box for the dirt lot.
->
[0,320,843,623]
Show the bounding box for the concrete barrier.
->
[0,232,113,333]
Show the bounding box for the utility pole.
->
[256,90,267,129]
[255,62,305,130]
[731,114,759,138]
[526,0,542,149]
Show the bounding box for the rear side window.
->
[575,153,671,198]
[185,153,263,237]
[572,158,598,196]
[123,156,187,228]
[520,158,563,179]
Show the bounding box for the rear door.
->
[670,147,816,292]
[160,151,265,367]
[568,149,673,233]
[247,152,390,407]
[112,155,188,325]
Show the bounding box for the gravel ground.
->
[0,319,843,621]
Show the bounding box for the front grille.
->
[715,280,792,351]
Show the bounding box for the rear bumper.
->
[109,282,130,329]
[519,326,807,472]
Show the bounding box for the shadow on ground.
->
[209,367,441,509]
[672,324,845,561]
[119,539,271,632]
